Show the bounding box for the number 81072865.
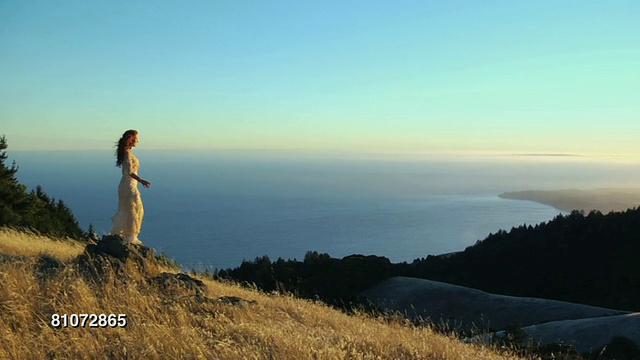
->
[50,314,127,328]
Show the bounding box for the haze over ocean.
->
[10,150,640,270]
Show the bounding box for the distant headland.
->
[499,188,640,213]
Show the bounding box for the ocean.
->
[10,150,640,270]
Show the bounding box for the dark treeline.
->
[218,252,393,310]
[220,208,640,312]
[0,136,87,240]
[400,209,640,311]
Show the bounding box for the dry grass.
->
[0,227,85,261]
[0,227,524,359]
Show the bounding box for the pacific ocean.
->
[11,150,639,270]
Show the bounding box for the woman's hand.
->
[130,173,151,188]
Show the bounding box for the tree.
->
[0,135,86,239]
[0,135,29,225]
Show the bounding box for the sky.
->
[1,1,638,157]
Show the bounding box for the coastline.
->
[499,188,640,213]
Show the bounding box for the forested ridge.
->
[0,136,87,240]
[221,208,640,312]
[400,208,640,311]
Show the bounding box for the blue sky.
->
[1,1,638,156]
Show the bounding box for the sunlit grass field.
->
[0,227,523,359]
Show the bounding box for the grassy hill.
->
[361,277,640,354]
[400,208,640,311]
[0,228,521,359]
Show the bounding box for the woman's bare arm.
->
[129,173,151,188]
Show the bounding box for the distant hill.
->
[398,208,640,311]
[361,276,628,332]
[499,188,640,213]
[361,277,640,353]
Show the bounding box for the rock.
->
[88,229,100,243]
[36,254,65,277]
[84,235,130,260]
[77,235,155,283]
[598,336,640,360]
[217,296,257,307]
[150,272,207,297]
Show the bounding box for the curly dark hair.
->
[115,129,138,167]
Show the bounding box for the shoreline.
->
[499,188,640,213]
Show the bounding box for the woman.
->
[110,129,151,245]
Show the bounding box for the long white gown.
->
[110,150,144,244]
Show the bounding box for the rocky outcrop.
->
[73,235,257,308]
[150,272,207,297]
[217,296,258,307]
[76,235,156,283]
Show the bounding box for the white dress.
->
[110,150,144,244]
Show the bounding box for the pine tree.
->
[0,135,29,225]
[0,135,87,239]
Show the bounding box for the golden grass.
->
[0,227,85,261]
[0,228,524,359]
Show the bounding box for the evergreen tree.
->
[0,135,29,225]
[0,135,86,239]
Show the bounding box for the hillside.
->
[361,277,640,353]
[361,277,628,332]
[0,228,520,359]
[400,208,640,311]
